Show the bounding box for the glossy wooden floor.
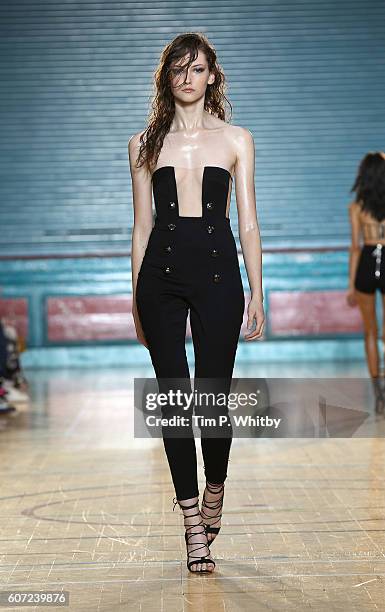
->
[1,363,385,611]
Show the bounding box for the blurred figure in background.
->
[0,316,29,414]
[347,151,385,414]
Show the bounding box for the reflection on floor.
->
[0,362,384,611]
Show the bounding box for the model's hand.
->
[244,297,265,341]
[132,303,149,349]
[346,288,358,307]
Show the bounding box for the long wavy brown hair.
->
[135,32,232,174]
[351,152,385,221]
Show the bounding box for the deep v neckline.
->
[152,165,233,219]
[152,165,232,181]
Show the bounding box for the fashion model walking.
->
[347,151,385,414]
[129,33,264,573]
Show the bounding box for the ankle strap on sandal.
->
[201,482,225,515]
[172,496,200,512]
[205,481,225,492]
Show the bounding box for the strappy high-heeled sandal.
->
[172,496,215,573]
[200,481,225,546]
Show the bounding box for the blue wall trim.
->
[1,0,384,255]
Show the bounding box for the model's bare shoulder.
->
[226,125,255,166]
[224,125,253,150]
[229,125,254,143]
[349,200,361,213]
[128,130,147,174]
[220,124,252,154]
[128,130,145,156]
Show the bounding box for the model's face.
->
[169,50,214,102]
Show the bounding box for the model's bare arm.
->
[348,201,362,291]
[233,127,265,340]
[128,132,153,302]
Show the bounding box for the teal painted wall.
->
[1,0,384,256]
[1,1,383,365]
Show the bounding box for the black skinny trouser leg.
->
[138,293,199,500]
[189,292,242,486]
[137,283,243,501]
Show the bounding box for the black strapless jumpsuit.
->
[135,165,245,500]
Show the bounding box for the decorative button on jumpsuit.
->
[135,165,245,500]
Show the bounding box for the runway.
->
[1,364,384,611]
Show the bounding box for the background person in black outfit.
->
[347,151,385,414]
